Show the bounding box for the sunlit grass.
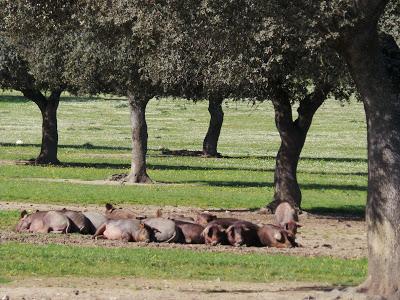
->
[0,243,367,285]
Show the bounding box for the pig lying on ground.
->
[58,209,92,234]
[169,215,196,223]
[257,224,297,248]
[202,218,238,245]
[105,203,138,219]
[196,213,217,226]
[15,210,70,233]
[143,218,181,243]
[93,219,151,242]
[83,211,107,234]
[174,221,205,244]
[226,221,261,247]
[274,202,301,236]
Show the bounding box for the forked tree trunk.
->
[126,91,152,184]
[342,27,400,299]
[203,95,224,157]
[22,89,61,164]
[266,87,328,212]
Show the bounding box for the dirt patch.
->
[0,277,366,300]
[0,201,366,259]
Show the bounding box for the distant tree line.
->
[0,1,399,296]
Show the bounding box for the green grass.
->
[0,210,19,231]
[0,91,367,214]
[0,243,367,285]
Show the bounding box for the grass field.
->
[0,91,368,286]
[0,243,366,285]
[0,91,367,213]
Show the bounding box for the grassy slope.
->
[0,243,367,285]
[0,92,367,213]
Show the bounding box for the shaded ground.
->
[0,201,366,259]
[0,277,366,300]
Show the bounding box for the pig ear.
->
[296,223,302,228]
[20,210,28,218]
[105,203,114,211]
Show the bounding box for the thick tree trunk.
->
[22,89,61,164]
[266,88,328,212]
[203,95,224,157]
[126,92,152,184]
[342,26,400,299]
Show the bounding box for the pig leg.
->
[36,226,51,234]
[93,223,107,239]
[121,232,133,242]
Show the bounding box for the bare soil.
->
[0,277,367,300]
[0,201,366,259]
[0,192,367,299]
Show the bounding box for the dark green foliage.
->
[0,36,35,91]
[0,1,74,91]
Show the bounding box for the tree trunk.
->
[266,87,328,212]
[342,26,400,299]
[126,92,152,184]
[22,89,61,164]
[203,95,224,157]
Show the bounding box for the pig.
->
[202,223,229,246]
[83,211,107,234]
[257,224,297,248]
[143,218,181,243]
[201,219,238,246]
[104,203,137,219]
[196,213,217,226]
[169,215,196,224]
[58,209,92,234]
[174,221,205,244]
[15,210,71,233]
[93,219,151,242]
[226,221,261,247]
[274,202,301,236]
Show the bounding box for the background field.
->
[0,91,367,212]
[0,91,368,288]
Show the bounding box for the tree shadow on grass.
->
[1,143,367,163]
[8,158,367,177]
[0,95,29,103]
[180,180,366,191]
[0,142,132,151]
[305,206,365,220]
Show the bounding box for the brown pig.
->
[105,203,137,220]
[83,211,107,233]
[201,218,237,245]
[274,202,301,236]
[257,224,297,248]
[226,221,261,247]
[15,210,71,233]
[58,209,93,234]
[196,213,217,226]
[174,221,205,244]
[93,219,151,242]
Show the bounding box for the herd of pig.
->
[15,202,301,248]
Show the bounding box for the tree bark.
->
[266,87,328,212]
[203,95,224,157]
[21,89,61,164]
[341,23,400,300]
[126,91,152,184]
